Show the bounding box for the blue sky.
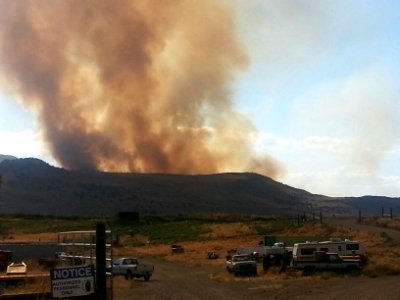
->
[0,0,399,197]
[230,0,400,197]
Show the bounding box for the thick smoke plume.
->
[0,0,282,177]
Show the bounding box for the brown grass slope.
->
[0,158,398,216]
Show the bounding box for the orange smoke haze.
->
[0,0,283,178]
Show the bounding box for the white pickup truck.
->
[226,254,257,276]
[108,257,154,281]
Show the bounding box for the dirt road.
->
[113,257,400,300]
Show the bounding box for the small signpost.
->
[51,265,95,298]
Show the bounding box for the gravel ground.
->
[112,256,400,300]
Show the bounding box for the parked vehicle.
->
[237,242,293,270]
[0,261,47,290]
[292,251,361,274]
[108,257,154,281]
[171,244,184,254]
[237,242,293,259]
[292,238,367,265]
[237,243,293,261]
[226,254,257,276]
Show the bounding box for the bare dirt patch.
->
[113,255,400,300]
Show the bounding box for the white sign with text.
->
[51,265,95,298]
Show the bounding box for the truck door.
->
[326,254,343,270]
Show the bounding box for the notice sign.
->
[51,265,95,298]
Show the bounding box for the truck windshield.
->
[233,256,251,262]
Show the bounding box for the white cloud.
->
[285,167,400,197]
[0,130,56,165]
[378,175,400,194]
[255,132,352,155]
[290,66,400,175]
[254,131,400,197]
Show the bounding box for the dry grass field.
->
[5,218,400,275]
[115,220,400,278]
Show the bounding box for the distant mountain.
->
[0,158,398,217]
[0,154,17,163]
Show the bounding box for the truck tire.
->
[125,270,133,280]
[345,265,360,275]
[144,273,151,281]
[303,266,316,276]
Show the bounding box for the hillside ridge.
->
[0,158,398,216]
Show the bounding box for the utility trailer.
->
[0,272,49,290]
[0,291,51,299]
